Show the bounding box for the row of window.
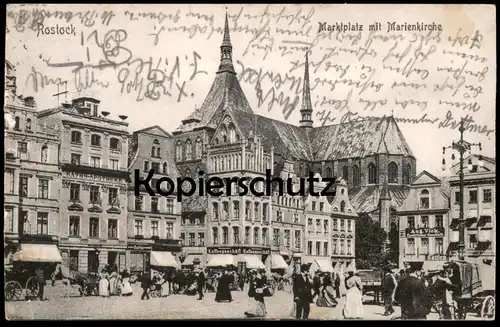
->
[143,161,170,175]
[406,238,445,255]
[69,216,119,238]
[454,189,493,204]
[133,219,175,239]
[209,227,302,248]
[213,124,241,145]
[212,202,269,221]
[407,215,443,229]
[175,138,203,161]
[308,218,354,233]
[14,141,51,162]
[180,232,205,246]
[275,211,301,224]
[3,210,49,234]
[134,196,175,214]
[320,162,412,185]
[9,116,34,132]
[275,196,302,208]
[71,153,120,170]
[70,183,119,205]
[71,131,122,151]
[306,239,353,256]
[181,217,205,226]
[210,153,271,173]
[4,172,50,198]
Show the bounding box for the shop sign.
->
[207,247,271,255]
[127,244,151,251]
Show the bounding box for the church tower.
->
[217,13,235,75]
[299,51,313,129]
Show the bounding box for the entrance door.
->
[108,251,118,270]
[88,251,99,273]
[69,250,79,271]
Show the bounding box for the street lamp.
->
[442,118,483,261]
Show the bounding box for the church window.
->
[352,165,360,187]
[388,162,398,183]
[368,163,377,184]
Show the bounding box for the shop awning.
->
[265,254,288,269]
[237,255,265,269]
[206,254,236,268]
[310,259,334,273]
[449,218,459,229]
[182,254,203,266]
[150,251,179,268]
[477,216,492,228]
[466,217,478,228]
[12,243,62,263]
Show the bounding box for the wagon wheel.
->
[480,296,495,320]
[5,281,23,301]
[25,276,40,300]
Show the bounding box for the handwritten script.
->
[6,4,495,141]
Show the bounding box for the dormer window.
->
[91,134,101,147]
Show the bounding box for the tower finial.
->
[217,12,235,74]
[299,49,313,128]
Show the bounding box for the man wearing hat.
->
[197,268,206,300]
[382,265,397,316]
[312,270,322,303]
[293,264,313,319]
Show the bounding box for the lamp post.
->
[442,118,483,261]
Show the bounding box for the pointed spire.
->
[217,11,236,75]
[299,49,313,128]
[380,177,392,201]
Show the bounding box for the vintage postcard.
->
[4,3,496,320]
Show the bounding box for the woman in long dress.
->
[99,269,110,297]
[317,272,338,307]
[343,270,364,319]
[120,269,133,296]
[109,270,118,296]
[244,270,267,317]
[215,270,233,302]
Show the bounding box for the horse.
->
[52,264,88,297]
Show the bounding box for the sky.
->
[5,4,496,177]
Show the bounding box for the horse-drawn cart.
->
[4,242,62,301]
[447,261,495,320]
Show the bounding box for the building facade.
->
[397,171,450,270]
[448,155,495,269]
[127,126,182,274]
[172,14,417,269]
[4,60,61,263]
[38,96,130,273]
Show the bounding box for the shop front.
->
[127,243,152,276]
[206,246,269,275]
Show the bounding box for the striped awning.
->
[206,254,236,268]
[150,251,179,268]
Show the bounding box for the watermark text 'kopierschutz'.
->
[135,169,337,202]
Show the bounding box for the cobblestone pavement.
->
[5,284,483,320]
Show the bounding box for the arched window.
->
[403,163,412,185]
[388,162,398,183]
[342,166,348,182]
[175,141,182,161]
[340,201,346,212]
[419,189,430,209]
[214,137,219,145]
[185,139,192,160]
[71,131,82,143]
[26,118,31,131]
[163,162,169,174]
[352,165,360,187]
[14,116,20,130]
[151,146,156,157]
[233,226,240,244]
[195,137,202,158]
[325,167,333,178]
[236,134,240,141]
[253,227,260,245]
[221,125,228,143]
[41,145,48,163]
[110,138,121,151]
[222,227,229,244]
[368,162,377,184]
[228,124,236,143]
[185,168,191,178]
[156,147,161,157]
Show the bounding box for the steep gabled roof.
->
[349,185,410,213]
[309,116,414,161]
[230,110,312,160]
[411,170,442,185]
[178,14,253,131]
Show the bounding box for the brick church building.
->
[173,14,416,269]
